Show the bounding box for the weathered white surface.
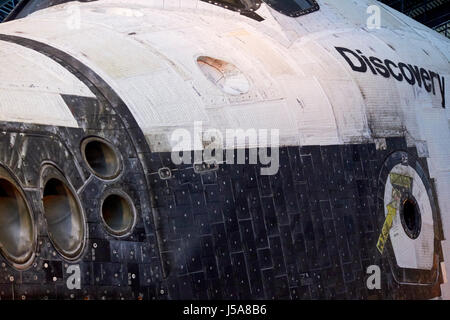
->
[0,41,94,98]
[1,0,446,147]
[0,40,94,127]
[0,89,78,127]
[0,0,449,296]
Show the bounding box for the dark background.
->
[1,0,449,39]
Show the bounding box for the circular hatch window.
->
[81,137,122,180]
[197,56,250,95]
[400,197,422,240]
[41,166,86,260]
[0,170,35,269]
[382,161,434,270]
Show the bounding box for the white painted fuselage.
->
[0,0,449,297]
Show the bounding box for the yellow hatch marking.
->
[377,201,398,254]
[390,173,412,190]
[377,173,412,254]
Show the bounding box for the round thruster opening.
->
[81,137,122,180]
[400,196,422,240]
[0,169,36,269]
[41,166,86,260]
[101,191,136,237]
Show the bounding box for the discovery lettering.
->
[335,47,446,108]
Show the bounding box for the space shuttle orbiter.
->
[0,0,449,300]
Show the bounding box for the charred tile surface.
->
[151,139,444,300]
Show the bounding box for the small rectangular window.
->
[263,0,320,17]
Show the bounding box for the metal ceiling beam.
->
[435,20,450,37]
[0,0,19,22]
[380,0,450,38]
